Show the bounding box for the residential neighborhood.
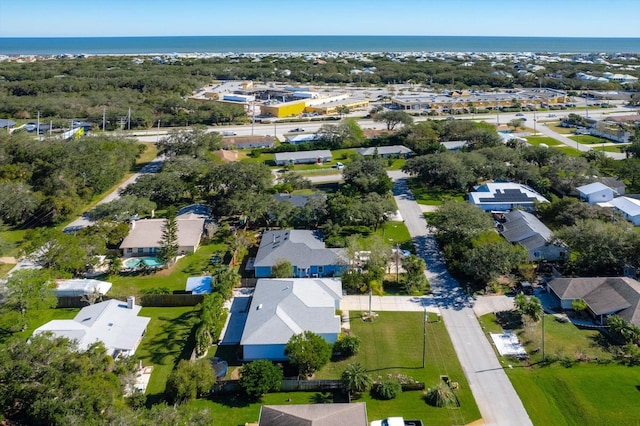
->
[2,44,640,425]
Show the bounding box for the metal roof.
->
[355,145,413,156]
[576,182,611,196]
[608,196,640,218]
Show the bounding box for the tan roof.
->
[259,403,367,426]
[213,149,239,162]
[119,217,204,249]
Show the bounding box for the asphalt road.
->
[389,170,532,426]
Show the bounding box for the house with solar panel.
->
[498,210,568,262]
[240,278,342,361]
[253,230,347,278]
[468,182,548,212]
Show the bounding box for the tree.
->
[607,315,640,345]
[373,110,413,130]
[0,181,39,225]
[158,209,179,266]
[402,255,430,294]
[165,359,216,404]
[285,331,333,378]
[508,118,525,132]
[272,259,294,278]
[3,269,56,331]
[462,232,528,284]
[514,294,543,323]
[342,156,392,195]
[341,362,372,397]
[88,195,156,222]
[334,333,361,357]
[238,360,283,401]
[430,201,494,246]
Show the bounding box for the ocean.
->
[0,36,639,56]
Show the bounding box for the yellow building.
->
[305,99,370,116]
[260,101,307,118]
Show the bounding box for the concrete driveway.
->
[341,295,440,313]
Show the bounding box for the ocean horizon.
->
[1,35,639,56]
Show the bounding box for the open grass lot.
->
[524,136,563,147]
[0,228,27,258]
[109,241,228,296]
[136,306,200,401]
[600,144,629,153]
[478,313,611,365]
[237,150,275,164]
[568,135,609,145]
[547,123,573,134]
[197,312,480,425]
[0,262,15,278]
[5,308,80,342]
[407,180,465,206]
[508,365,640,426]
[553,146,582,157]
[477,313,640,425]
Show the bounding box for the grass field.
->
[568,135,609,145]
[197,312,480,426]
[407,180,465,206]
[599,144,629,153]
[524,136,563,147]
[378,221,413,252]
[136,306,200,402]
[508,365,640,426]
[547,123,573,134]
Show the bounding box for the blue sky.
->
[1,0,639,37]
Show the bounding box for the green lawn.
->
[0,228,27,258]
[196,312,480,426]
[407,180,465,206]
[568,135,609,145]
[553,146,582,157]
[109,241,228,296]
[547,123,573,134]
[4,308,80,343]
[599,144,629,153]
[0,262,15,278]
[524,136,562,147]
[378,221,413,252]
[136,306,200,401]
[508,365,640,426]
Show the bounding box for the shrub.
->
[334,333,361,358]
[373,380,402,400]
[238,360,283,401]
[424,383,459,408]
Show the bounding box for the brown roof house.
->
[120,213,205,258]
[548,277,640,326]
[258,402,368,426]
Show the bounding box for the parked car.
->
[291,127,305,132]
[515,113,524,116]
[222,131,237,136]
[333,162,344,170]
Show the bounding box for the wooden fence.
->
[56,293,205,309]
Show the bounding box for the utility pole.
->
[395,242,401,283]
[127,107,131,131]
[36,110,40,139]
[102,107,106,132]
[542,313,546,362]
[422,308,427,368]
[157,119,161,144]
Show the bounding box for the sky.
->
[1,0,639,38]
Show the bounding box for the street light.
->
[422,308,427,368]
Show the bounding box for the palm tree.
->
[514,294,543,322]
[341,362,372,397]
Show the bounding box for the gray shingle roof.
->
[259,402,368,426]
[549,277,640,325]
[254,230,345,269]
[501,210,553,248]
[119,216,204,250]
[355,145,413,156]
[274,150,332,163]
[241,278,342,346]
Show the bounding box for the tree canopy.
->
[285,331,333,378]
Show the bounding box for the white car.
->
[371,417,405,426]
[334,162,344,170]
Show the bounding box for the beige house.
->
[119,214,205,257]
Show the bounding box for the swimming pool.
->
[122,257,164,269]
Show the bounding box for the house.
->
[468,182,549,212]
[240,278,342,361]
[32,298,150,358]
[440,140,468,151]
[273,193,325,208]
[548,277,640,326]
[253,230,346,278]
[0,118,16,129]
[499,210,568,261]
[355,145,413,158]
[285,133,323,145]
[274,150,332,166]
[258,402,368,426]
[602,196,640,226]
[601,177,626,196]
[222,135,275,150]
[576,182,615,204]
[53,278,112,297]
[119,213,205,257]
[213,149,239,162]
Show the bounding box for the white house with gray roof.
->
[274,150,332,165]
[602,196,640,226]
[33,298,150,358]
[253,230,346,278]
[576,182,614,204]
[499,210,568,261]
[240,278,342,361]
[355,145,413,158]
[469,182,548,212]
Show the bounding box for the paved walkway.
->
[390,171,532,426]
[340,295,440,313]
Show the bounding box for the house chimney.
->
[129,220,135,230]
[127,296,135,309]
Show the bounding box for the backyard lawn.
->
[136,306,200,401]
[524,136,563,147]
[109,241,228,296]
[568,135,609,145]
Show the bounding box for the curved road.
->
[389,170,532,426]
